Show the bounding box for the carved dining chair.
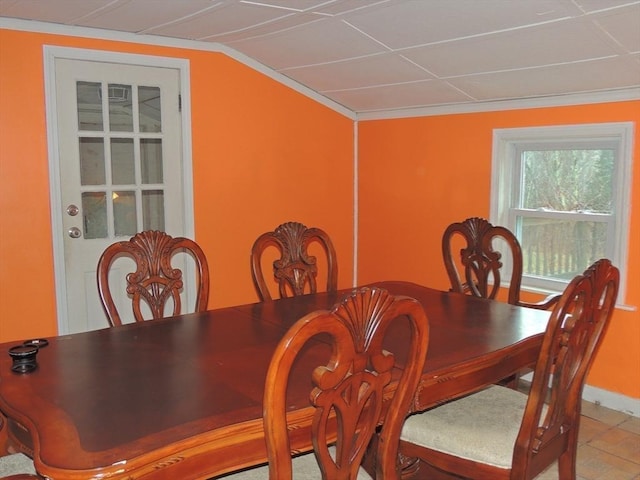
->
[0,453,38,479]
[399,258,619,480]
[442,217,561,310]
[250,222,338,301]
[97,230,210,326]
[224,287,430,479]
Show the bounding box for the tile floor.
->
[534,400,640,480]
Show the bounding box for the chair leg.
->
[0,412,11,456]
[498,373,519,389]
[557,444,578,480]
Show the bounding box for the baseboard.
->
[520,373,639,417]
[582,384,640,417]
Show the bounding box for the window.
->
[491,123,633,302]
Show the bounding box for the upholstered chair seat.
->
[0,453,37,477]
[401,386,546,470]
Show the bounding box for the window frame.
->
[490,122,634,303]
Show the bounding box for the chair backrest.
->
[263,287,429,479]
[442,217,560,309]
[250,222,338,301]
[97,230,210,326]
[512,258,619,479]
[442,217,523,303]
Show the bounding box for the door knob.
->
[68,227,82,239]
[66,204,79,216]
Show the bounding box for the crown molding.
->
[355,88,640,121]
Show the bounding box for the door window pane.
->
[108,84,133,132]
[76,81,103,131]
[142,190,165,231]
[82,192,107,239]
[113,191,137,236]
[141,139,163,184]
[111,138,135,185]
[138,86,161,133]
[79,138,105,186]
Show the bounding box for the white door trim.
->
[44,46,194,335]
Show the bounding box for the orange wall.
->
[0,27,638,401]
[358,102,640,399]
[0,28,355,341]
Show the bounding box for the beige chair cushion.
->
[0,453,36,476]
[223,446,373,479]
[400,385,532,470]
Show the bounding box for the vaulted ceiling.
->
[1,0,639,118]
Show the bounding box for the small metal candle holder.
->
[8,344,39,374]
[8,339,48,373]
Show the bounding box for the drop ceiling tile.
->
[344,0,581,50]
[228,18,386,69]
[78,0,216,32]
[573,0,639,13]
[203,13,322,42]
[282,53,433,91]
[0,0,111,24]
[448,55,640,100]
[591,4,640,53]
[239,0,334,10]
[144,2,293,39]
[326,80,472,112]
[313,0,395,16]
[402,19,621,78]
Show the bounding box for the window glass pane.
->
[521,149,614,213]
[77,81,103,131]
[108,84,133,132]
[138,86,161,133]
[142,190,165,231]
[79,138,105,186]
[82,192,107,239]
[113,191,137,236]
[141,139,163,184]
[111,138,135,185]
[519,217,607,281]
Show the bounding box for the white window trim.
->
[490,122,634,310]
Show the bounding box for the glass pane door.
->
[76,81,165,239]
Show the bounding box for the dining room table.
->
[0,281,551,479]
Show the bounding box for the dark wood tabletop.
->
[0,281,550,479]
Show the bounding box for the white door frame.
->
[44,46,194,335]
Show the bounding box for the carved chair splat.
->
[442,217,560,310]
[251,222,338,301]
[97,230,210,326]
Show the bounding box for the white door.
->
[51,56,189,334]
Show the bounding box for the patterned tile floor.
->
[535,400,640,480]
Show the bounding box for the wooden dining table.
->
[0,281,551,479]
